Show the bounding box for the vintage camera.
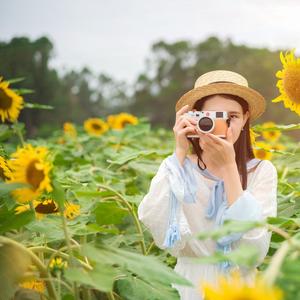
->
[183,110,230,138]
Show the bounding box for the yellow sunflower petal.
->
[272,49,300,116]
[0,79,24,123]
[261,122,281,143]
[0,155,12,180]
[111,113,139,130]
[6,144,53,203]
[200,269,283,300]
[64,202,80,220]
[253,141,273,160]
[63,122,77,138]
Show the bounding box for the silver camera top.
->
[184,110,229,119]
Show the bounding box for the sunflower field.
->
[0,50,300,300]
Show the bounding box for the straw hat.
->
[175,70,266,122]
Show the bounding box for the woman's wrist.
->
[220,161,237,176]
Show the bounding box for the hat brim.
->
[175,83,266,122]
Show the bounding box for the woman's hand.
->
[173,104,197,158]
[196,126,236,170]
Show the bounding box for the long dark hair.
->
[188,93,255,190]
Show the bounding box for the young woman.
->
[137,70,278,300]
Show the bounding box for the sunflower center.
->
[35,200,58,214]
[269,131,275,137]
[283,67,300,104]
[26,159,45,190]
[92,123,102,130]
[0,89,13,109]
[121,120,131,128]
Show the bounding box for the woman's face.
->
[200,95,249,144]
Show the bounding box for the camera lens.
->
[198,117,213,132]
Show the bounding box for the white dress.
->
[137,153,278,300]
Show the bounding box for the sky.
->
[1,0,300,84]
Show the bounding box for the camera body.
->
[183,110,230,138]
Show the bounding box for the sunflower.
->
[64,202,80,219]
[84,118,109,136]
[253,141,273,160]
[108,113,139,130]
[201,269,283,300]
[7,144,53,203]
[261,122,281,142]
[0,78,24,123]
[49,256,68,273]
[0,155,12,180]
[249,128,260,146]
[15,199,58,219]
[15,199,80,220]
[107,114,118,128]
[19,279,45,293]
[272,49,300,116]
[63,122,77,138]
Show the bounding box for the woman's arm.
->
[216,160,278,267]
[221,162,244,206]
[137,154,194,257]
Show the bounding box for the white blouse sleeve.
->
[229,160,278,267]
[137,157,193,257]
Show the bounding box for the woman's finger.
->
[176,118,197,131]
[175,104,190,121]
[206,133,223,145]
[178,127,197,138]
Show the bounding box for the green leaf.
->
[197,219,264,241]
[12,88,34,95]
[253,123,300,132]
[191,243,260,268]
[93,201,128,225]
[0,124,13,141]
[0,182,30,196]
[116,276,180,300]
[82,244,193,287]
[64,263,120,292]
[0,207,35,234]
[5,77,25,84]
[52,180,66,209]
[74,189,116,200]
[24,102,54,110]
[106,149,159,165]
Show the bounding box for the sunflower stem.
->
[29,245,92,270]
[57,272,61,299]
[263,241,290,286]
[13,121,25,147]
[96,183,147,255]
[60,211,80,299]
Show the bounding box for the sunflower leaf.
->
[52,179,66,210]
[24,102,54,110]
[197,219,265,240]
[0,207,35,234]
[64,263,120,292]
[12,88,34,95]
[253,123,300,132]
[5,77,25,84]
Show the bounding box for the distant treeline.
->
[1,35,298,138]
